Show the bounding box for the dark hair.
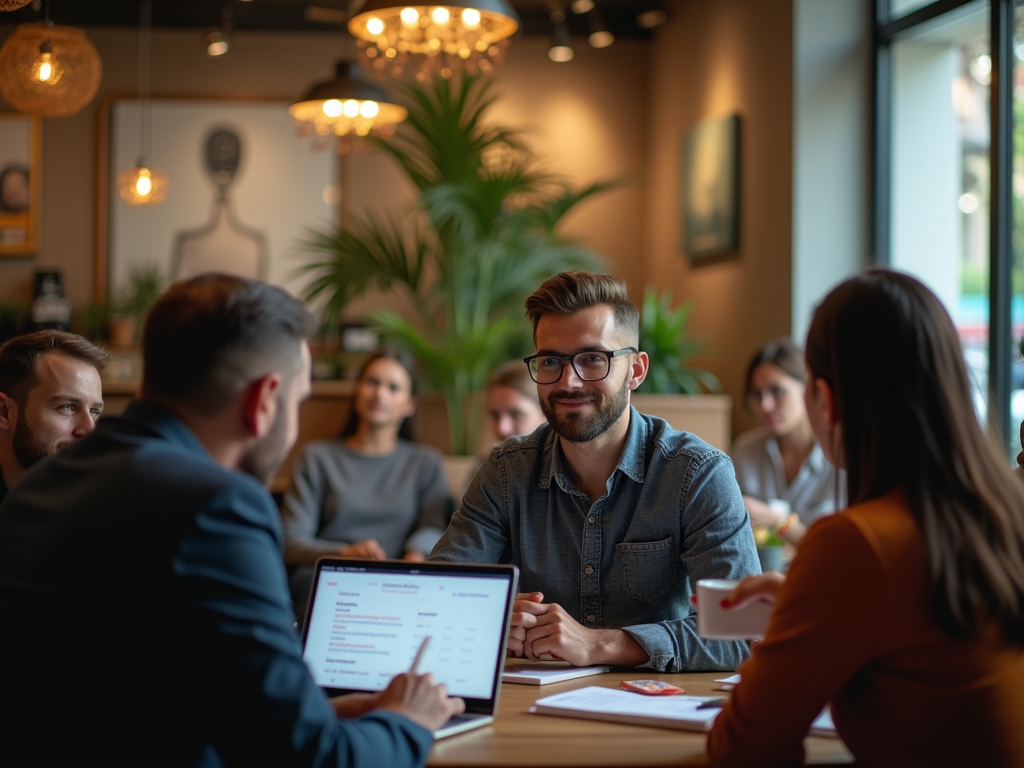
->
[805,268,1024,643]
[340,348,419,441]
[487,360,537,402]
[0,331,109,408]
[141,274,317,415]
[743,337,806,403]
[524,271,639,346]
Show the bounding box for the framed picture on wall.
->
[681,114,740,259]
[0,113,41,257]
[96,96,337,299]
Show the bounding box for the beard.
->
[539,371,631,444]
[238,397,290,487]
[12,418,69,471]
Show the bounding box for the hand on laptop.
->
[508,592,648,667]
[377,672,466,732]
[339,539,386,559]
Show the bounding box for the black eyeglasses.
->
[523,348,637,385]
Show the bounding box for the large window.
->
[876,0,1020,457]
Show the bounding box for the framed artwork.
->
[97,96,337,299]
[681,114,740,259]
[0,113,41,257]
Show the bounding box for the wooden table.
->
[429,664,853,767]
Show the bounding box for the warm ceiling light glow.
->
[549,45,574,62]
[135,170,152,196]
[636,9,667,29]
[117,164,168,205]
[0,23,103,117]
[289,61,408,143]
[348,1,519,79]
[589,30,614,48]
[32,48,63,83]
[570,0,595,13]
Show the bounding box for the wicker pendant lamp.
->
[0,22,102,117]
[0,0,33,10]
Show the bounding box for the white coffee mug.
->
[696,578,773,640]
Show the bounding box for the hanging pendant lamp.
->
[117,0,167,206]
[347,1,519,80]
[0,22,102,117]
[289,61,408,140]
[0,0,33,9]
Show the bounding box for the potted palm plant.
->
[298,75,613,455]
[632,286,732,450]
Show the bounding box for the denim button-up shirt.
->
[430,407,760,672]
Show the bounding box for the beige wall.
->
[645,0,794,437]
[1,8,796,439]
[0,27,648,311]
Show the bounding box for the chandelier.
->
[289,61,407,145]
[347,1,520,80]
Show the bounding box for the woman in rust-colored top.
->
[707,270,1024,768]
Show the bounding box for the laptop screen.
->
[301,560,518,704]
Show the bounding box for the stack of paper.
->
[531,686,723,732]
[502,663,612,685]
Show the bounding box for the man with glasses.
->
[431,271,759,672]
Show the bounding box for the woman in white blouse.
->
[732,338,842,545]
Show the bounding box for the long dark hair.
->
[805,269,1024,642]
[341,348,418,441]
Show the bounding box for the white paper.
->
[534,686,722,728]
[502,663,612,685]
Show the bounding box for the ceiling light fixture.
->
[289,60,407,145]
[0,0,33,9]
[0,0,102,118]
[549,19,574,63]
[636,8,667,29]
[203,9,233,57]
[587,8,613,48]
[347,1,520,80]
[118,0,168,206]
[569,0,594,13]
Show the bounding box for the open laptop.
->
[301,558,519,739]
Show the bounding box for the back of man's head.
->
[524,271,639,346]
[141,274,317,415]
[0,331,109,408]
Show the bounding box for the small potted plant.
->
[107,263,164,347]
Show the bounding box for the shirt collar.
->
[542,405,648,493]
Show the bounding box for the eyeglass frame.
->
[522,347,638,384]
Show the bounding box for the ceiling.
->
[1,1,661,41]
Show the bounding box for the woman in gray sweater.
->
[282,349,452,617]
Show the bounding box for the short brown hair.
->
[487,360,537,401]
[524,271,639,345]
[142,274,317,416]
[0,331,109,408]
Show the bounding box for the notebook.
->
[531,686,723,732]
[300,558,519,739]
[502,663,612,685]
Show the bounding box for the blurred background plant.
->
[106,262,165,345]
[299,75,614,454]
[0,300,28,344]
[636,286,721,395]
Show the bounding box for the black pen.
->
[696,697,727,709]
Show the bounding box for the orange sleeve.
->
[706,514,887,767]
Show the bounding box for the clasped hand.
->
[507,592,602,666]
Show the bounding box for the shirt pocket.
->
[616,536,677,603]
